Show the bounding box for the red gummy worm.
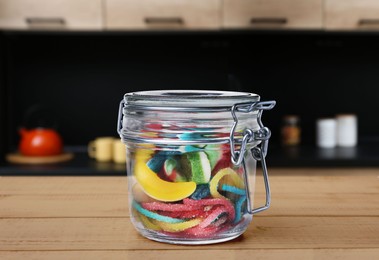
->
[183,198,235,221]
[141,201,203,212]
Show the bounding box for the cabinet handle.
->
[144,17,184,25]
[25,17,66,28]
[250,17,287,25]
[358,19,379,26]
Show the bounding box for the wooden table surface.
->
[0,168,378,259]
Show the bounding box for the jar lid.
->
[123,90,260,111]
[283,115,300,124]
[118,90,269,145]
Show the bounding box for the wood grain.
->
[6,153,73,164]
[0,216,378,250]
[1,170,378,217]
[0,168,378,259]
[1,249,379,260]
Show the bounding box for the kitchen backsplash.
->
[1,31,379,153]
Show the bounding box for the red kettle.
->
[19,128,63,156]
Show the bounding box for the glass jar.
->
[117,90,275,245]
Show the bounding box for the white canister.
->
[336,114,357,147]
[316,118,337,148]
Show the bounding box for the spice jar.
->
[281,115,301,146]
[117,90,275,244]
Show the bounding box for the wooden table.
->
[0,168,378,259]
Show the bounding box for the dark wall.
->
[0,34,5,161]
[2,31,379,150]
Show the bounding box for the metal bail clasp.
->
[229,100,276,215]
[229,101,275,166]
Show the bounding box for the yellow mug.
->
[112,139,126,164]
[88,137,115,162]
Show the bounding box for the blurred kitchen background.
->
[1,0,379,175]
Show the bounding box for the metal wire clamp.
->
[229,101,276,215]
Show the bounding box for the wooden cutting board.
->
[6,153,74,164]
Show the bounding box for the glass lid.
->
[124,90,260,109]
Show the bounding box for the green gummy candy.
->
[164,157,189,182]
[164,157,177,175]
[205,145,223,170]
[186,152,211,184]
[178,156,192,181]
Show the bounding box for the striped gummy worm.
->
[158,209,213,219]
[152,218,202,232]
[183,198,235,221]
[234,195,247,223]
[197,205,228,228]
[209,168,244,199]
[221,184,246,196]
[132,201,184,224]
[184,222,231,238]
[141,201,203,212]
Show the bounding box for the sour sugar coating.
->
[132,143,250,239]
[141,201,203,212]
[184,222,230,238]
[135,197,236,236]
[183,198,235,222]
[141,198,235,222]
[160,209,213,219]
[197,205,230,228]
[153,218,202,232]
[132,201,184,223]
[185,152,212,184]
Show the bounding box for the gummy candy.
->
[131,143,248,239]
[134,149,197,202]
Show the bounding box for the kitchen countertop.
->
[0,168,378,259]
[2,144,379,176]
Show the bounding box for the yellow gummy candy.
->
[134,149,197,202]
[153,218,202,232]
[132,182,158,203]
[210,168,245,199]
[138,213,162,231]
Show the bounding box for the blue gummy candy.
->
[147,150,179,173]
[178,132,203,141]
[180,145,204,153]
[221,184,246,196]
[234,195,247,224]
[190,184,210,200]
